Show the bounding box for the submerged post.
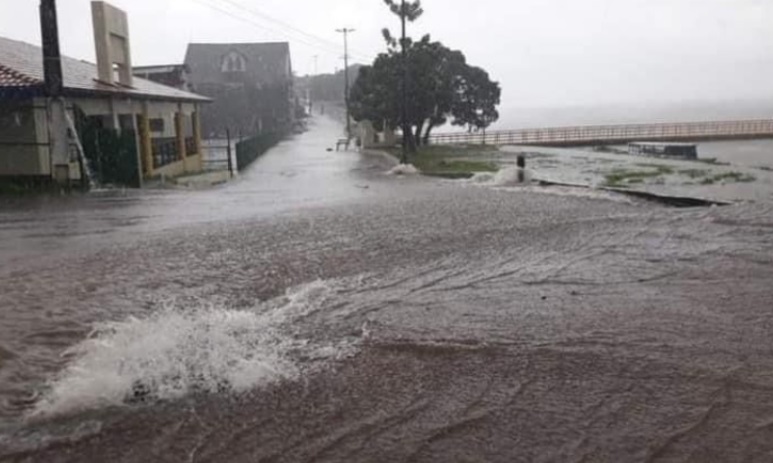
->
[226,129,233,177]
[517,155,526,183]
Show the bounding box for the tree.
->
[381,1,423,51]
[350,56,400,131]
[451,66,502,133]
[350,37,501,148]
[382,0,423,159]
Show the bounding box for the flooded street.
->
[2,116,773,462]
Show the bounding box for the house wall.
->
[0,101,42,176]
[1,96,203,184]
[153,153,202,178]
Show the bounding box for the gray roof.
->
[0,36,209,102]
[184,42,292,87]
[133,64,189,73]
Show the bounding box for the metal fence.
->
[201,138,234,174]
[427,119,773,146]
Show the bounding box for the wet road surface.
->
[2,116,773,462]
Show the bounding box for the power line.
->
[219,0,341,51]
[189,0,341,57]
[188,0,375,62]
[217,0,376,61]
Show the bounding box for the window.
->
[149,118,165,133]
[221,51,247,73]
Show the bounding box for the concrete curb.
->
[537,179,732,207]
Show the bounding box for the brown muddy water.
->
[2,117,773,462]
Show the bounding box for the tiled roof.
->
[0,62,41,87]
[133,64,189,74]
[0,36,209,102]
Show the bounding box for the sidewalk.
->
[173,170,233,188]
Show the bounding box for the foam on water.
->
[467,167,636,203]
[469,166,533,186]
[387,164,420,176]
[32,280,356,418]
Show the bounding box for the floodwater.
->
[2,116,773,462]
[698,139,773,168]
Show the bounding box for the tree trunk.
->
[407,126,418,153]
[414,121,424,147]
[423,123,435,145]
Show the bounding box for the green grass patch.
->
[389,146,499,175]
[678,169,709,179]
[713,172,756,183]
[410,144,499,158]
[697,158,731,166]
[635,163,675,174]
[418,159,498,174]
[604,165,674,187]
[700,171,756,185]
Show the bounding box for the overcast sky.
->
[2,0,773,113]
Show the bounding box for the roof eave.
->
[0,85,45,100]
[62,87,212,103]
[0,86,211,104]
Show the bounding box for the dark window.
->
[149,118,165,133]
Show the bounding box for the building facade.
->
[133,64,191,91]
[0,2,210,187]
[184,42,294,138]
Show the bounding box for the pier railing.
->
[427,119,773,146]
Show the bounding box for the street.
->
[2,116,773,462]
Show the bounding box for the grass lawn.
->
[389,145,499,177]
[699,172,756,185]
[604,165,674,187]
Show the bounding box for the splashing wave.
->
[32,280,356,417]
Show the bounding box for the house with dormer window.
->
[184,43,294,138]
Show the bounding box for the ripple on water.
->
[0,344,17,371]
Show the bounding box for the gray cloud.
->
[3,0,772,112]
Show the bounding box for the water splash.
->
[387,164,420,176]
[31,280,356,418]
[470,166,532,186]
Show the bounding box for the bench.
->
[335,138,351,151]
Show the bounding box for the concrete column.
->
[175,103,186,161]
[108,97,120,131]
[47,98,70,185]
[140,101,153,177]
[192,104,203,171]
[130,101,143,188]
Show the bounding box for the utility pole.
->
[400,0,409,164]
[40,0,70,186]
[309,55,318,115]
[336,28,355,138]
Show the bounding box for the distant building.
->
[184,42,294,138]
[0,2,210,187]
[133,64,191,91]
